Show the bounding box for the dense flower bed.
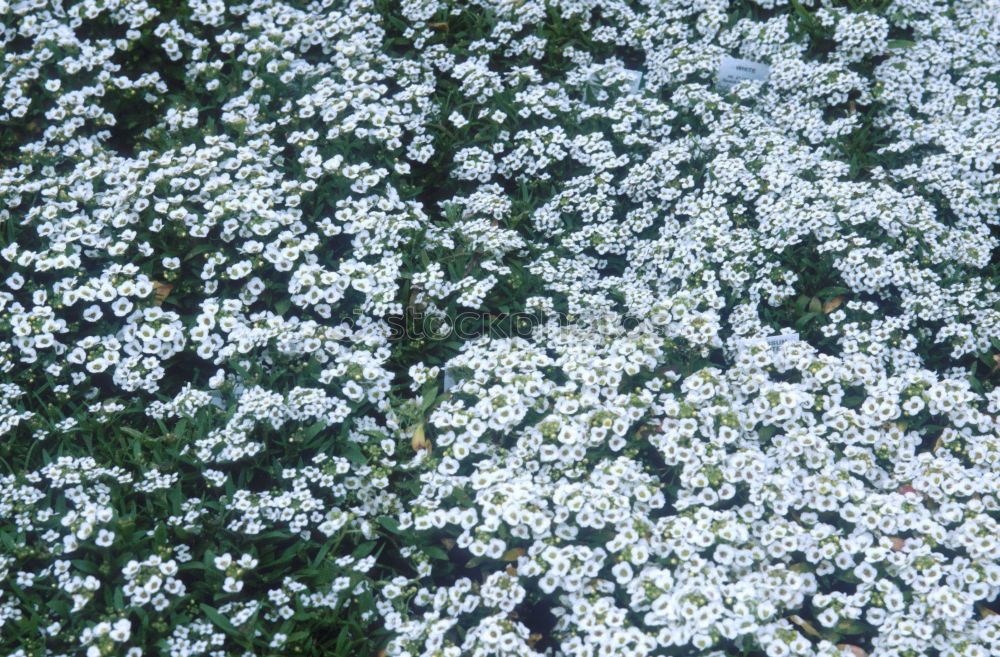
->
[2,1,1000,656]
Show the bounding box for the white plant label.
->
[764,332,799,351]
[717,56,770,91]
[735,332,799,353]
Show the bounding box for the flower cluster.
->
[2,0,999,656]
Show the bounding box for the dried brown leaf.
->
[411,423,431,452]
[823,296,844,313]
[789,615,822,639]
[152,281,173,305]
[501,547,525,562]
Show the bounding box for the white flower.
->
[109,619,131,641]
[223,577,244,593]
[611,561,633,584]
[214,553,233,570]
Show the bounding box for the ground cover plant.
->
[2,0,1000,656]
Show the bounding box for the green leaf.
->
[887,39,916,49]
[795,311,820,328]
[270,542,304,568]
[835,619,869,635]
[842,394,864,408]
[420,387,438,412]
[184,243,216,261]
[302,421,325,441]
[120,426,147,440]
[758,425,779,440]
[310,535,338,567]
[344,441,367,466]
[789,0,821,33]
[378,517,401,534]
[795,295,810,314]
[71,559,99,574]
[287,629,312,642]
[352,541,377,559]
[199,603,240,638]
[421,545,449,560]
